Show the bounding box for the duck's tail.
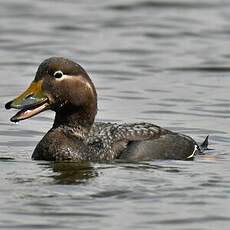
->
[186,136,210,160]
[199,135,209,153]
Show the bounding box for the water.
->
[0,0,230,229]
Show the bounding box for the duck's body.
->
[5,57,204,161]
[32,122,198,161]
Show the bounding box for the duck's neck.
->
[52,105,96,138]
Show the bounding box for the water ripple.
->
[108,1,219,11]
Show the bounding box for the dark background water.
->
[0,0,230,229]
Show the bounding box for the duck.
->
[5,57,208,161]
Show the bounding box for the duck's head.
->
[5,57,97,126]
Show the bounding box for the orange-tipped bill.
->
[5,80,50,122]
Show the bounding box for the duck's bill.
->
[5,80,50,122]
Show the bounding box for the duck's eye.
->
[53,70,63,78]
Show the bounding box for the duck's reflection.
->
[40,161,99,185]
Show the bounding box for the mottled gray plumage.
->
[32,121,199,161]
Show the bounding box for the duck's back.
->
[87,122,198,161]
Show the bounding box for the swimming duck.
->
[5,57,207,161]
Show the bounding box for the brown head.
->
[5,57,97,129]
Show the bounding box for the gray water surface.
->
[0,0,230,229]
